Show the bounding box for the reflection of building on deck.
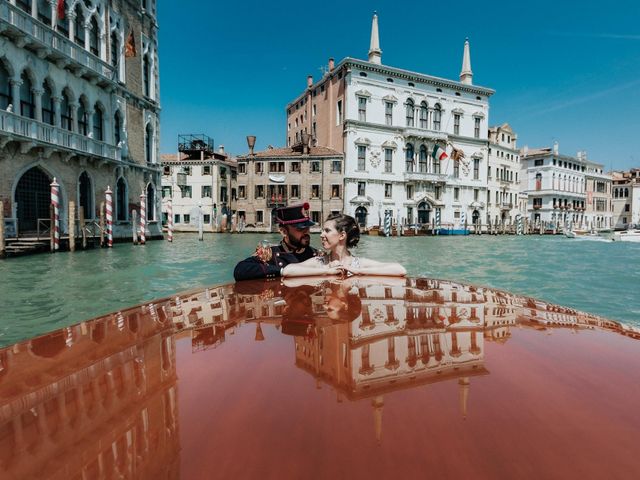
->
[0,303,179,480]
[484,289,518,343]
[294,278,488,442]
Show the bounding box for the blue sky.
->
[158,0,640,170]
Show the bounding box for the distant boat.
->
[437,228,470,236]
[613,228,640,242]
[565,229,600,239]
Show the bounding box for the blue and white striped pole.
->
[435,208,441,234]
[460,210,466,230]
[516,214,523,235]
[384,211,391,237]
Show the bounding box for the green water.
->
[1,233,639,347]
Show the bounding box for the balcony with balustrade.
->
[0,108,121,162]
[404,170,448,183]
[0,2,116,87]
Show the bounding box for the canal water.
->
[0,233,639,347]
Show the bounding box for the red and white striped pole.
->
[50,178,60,252]
[167,197,173,242]
[139,193,146,245]
[105,186,113,247]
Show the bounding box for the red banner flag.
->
[125,30,137,58]
[57,0,65,20]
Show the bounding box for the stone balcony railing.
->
[404,171,448,183]
[0,2,116,86]
[0,109,121,162]
[403,127,448,141]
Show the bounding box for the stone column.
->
[49,0,56,28]
[31,0,37,17]
[84,20,91,51]
[69,102,78,133]
[9,79,21,112]
[68,11,76,41]
[52,96,61,127]
[87,108,94,138]
[33,88,43,122]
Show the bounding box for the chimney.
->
[301,132,310,154]
[553,141,559,155]
[307,75,313,88]
[328,58,335,72]
[523,145,529,156]
[246,135,256,156]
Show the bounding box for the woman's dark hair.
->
[326,213,360,248]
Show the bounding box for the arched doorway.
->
[472,210,480,226]
[355,206,368,227]
[78,171,93,219]
[14,167,52,233]
[417,201,431,224]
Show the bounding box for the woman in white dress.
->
[282,213,406,278]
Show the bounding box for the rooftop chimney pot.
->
[246,135,256,156]
[328,58,335,72]
[307,75,313,88]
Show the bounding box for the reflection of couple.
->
[234,203,405,281]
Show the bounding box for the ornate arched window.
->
[143,53,151,97]
[114,110,122,144]
[116,177,127,221]
[78,171,93,218]
[74,4,85,45]
[56,1,69,35]
[147,183,156,221]
[61,90,72,131]
[92,104,103,141]
[77,98,88,135]
[89,16,100,57]
[19,71,34,118]
[0,61,10,110]
[145,122,153,164]
[405,143,414,172]
[42,81,55,125]
[433,104,442,130]
[110,31,119,68]
[419,145,428,173]
[419,102,428,129]
[405,99,415,127]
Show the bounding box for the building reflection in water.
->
[0,301,180,480]
[1,276,638,478]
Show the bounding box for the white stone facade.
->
[0,0,161,239]
[520,145,612,230]
[611,169,640,230]
[486,124,523,226]
[341,61,492,229]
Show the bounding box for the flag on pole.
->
[57,0,65,20]
[125,30,137,58]
[432,144,448,161]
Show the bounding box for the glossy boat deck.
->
[1,277,640,479]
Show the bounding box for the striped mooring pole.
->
[139,193,146,245]
[435,208,441,232]
[167,198,173,242]
[460,210,466,229]
[105,186,113,247]
[516,214,523,235]
[50,178,60,252]
[383,211,391,237]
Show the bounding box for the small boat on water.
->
[613,228,640,242]
[564,229,601,239]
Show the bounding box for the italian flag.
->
[432,144,448,161]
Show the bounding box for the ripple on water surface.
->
[0,233,639,346]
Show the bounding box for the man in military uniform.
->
[233,203,320,281]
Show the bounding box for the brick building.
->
[234,135,343,232]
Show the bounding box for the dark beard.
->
[287,233,310,250]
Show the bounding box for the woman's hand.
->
[326,265,348,277]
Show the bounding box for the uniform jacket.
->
[233,241,319,281]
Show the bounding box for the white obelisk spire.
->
[368,12,382,65]
[460,38,473,85]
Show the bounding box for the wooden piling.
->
[79,206,87,249]
[132,209,138,245]
[99,201,105,247]
[0,201,5,258]
[69,201,76,252]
